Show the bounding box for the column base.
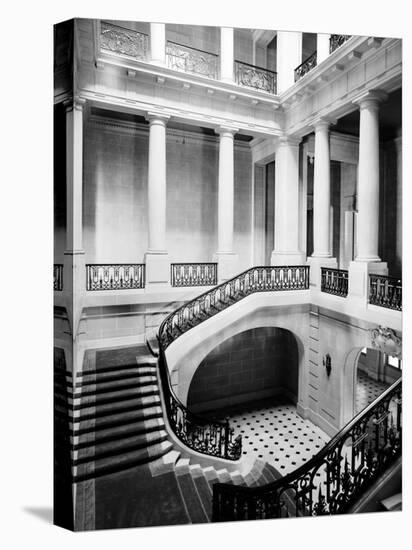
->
[213,252,239,282]
[270,251,306,266]
[144,251,170,289]
[348,260,388,305]
[307,256,338,289]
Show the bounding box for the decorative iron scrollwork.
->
[329,34,352,54]
[294,51,317,82]
[171,263,217,287]
[369,274,402,311]
[86,264,145,291]
[321,267,348,297]
[234,61,277,94]
[100,21,149,60]
[166,41,218,79]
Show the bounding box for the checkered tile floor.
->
[218,398,329,476]
[355,371,390,414]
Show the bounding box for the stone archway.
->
[186,326,299,414]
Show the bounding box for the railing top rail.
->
[295,50,317,72]
[101,20,149,37]
[213,376,402,495]
[166,40,219,57]
[159,265,309,339]
[321,267,349,273]
[86,262,146,267]
[234,59,277,75]
[369,273,402,282]
[171,262,217,266]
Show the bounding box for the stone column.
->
[145,112,170,287]
[308,119,337,287]
[349,90,388,302]
[317,33,331,64]
[150,23,166,65]
[214,126,239,280]
[220,27,234,83]
[276,31,302,93]
[64,96,86,339]
[271,137,305,265]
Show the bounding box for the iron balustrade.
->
[212,377,402,521]
[86,264,145,291]
[234,60,277,94]
[158,345,242,461]
[329,34,352,53]
[166,41,219,79]
[369,274,402,311]
[294,51,318,82]
[171,263,218,287]
[100,21,149,61]
[159,265,309,350]
[321,268,349,297]
[54,264,63,291]
[156,265,309,462]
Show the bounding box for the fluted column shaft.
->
[147,113,169,252]
[312,120,332,258]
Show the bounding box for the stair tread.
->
[74,375,158,395]
[72,395,161,419]
[72,385,160,407]
[74,430,168,463]
[76,369,156,386]
[192,473,213,519]
[73,417,165,446]
[73,406,163,432]
[176,472,208,524]
[73,441,173,481]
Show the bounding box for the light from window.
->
[387,354,402,370]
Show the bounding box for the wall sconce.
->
[323,354,332,377]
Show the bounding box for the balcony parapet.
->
[166,40,219,80]
[86,263,145,291]
[329,34,352,54]
[100,21,149,61]
[171,263,218,287]
[294,51,317,82]
[369,274,402,311]
[321,267,348,297]
[234,60,277,94]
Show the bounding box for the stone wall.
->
[187,327,298,413]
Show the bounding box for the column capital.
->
[216,125,238,137]
[63,95,86,113]
[276,135,301,149]
[310,116,336,132]
[146,111,170,125]
[352,89,388,110]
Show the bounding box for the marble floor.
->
[355,370,390,413]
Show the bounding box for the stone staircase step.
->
[191,471,213,520]
[76,367,156,386]
[73,440,173,482]
[150,449,181,476]
[146,337,159,358]
[80,363,141,376]
[71,385,160,408]
[73,375,158,396]
[216,469,232,484]
[73,429,168,465]
[136,355,158,367]
[72,395,161,421]
[72,417,165,448]
[72,405,163,434]
[229,470,245,485]
[175,457,191,475]
[175,470,208,524]
[381,492,402,511]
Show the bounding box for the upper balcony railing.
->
[100,21,149,61]
[369,274,402,311]
[54,264,63,291]
[166,40,219,79]
[86,263,145,291]
[294,51,317,82]
[234,60,277,94]
[156,265,309,462]
[171,262,218,287]
[321,267,349,297]
[329,34,352,54]
[213,376,402,521]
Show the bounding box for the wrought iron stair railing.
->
[321,267,349,297]
[212,377,402,521]
[294,51,317,82]
[369,274,402,311]
[156,265,309,461]
[329,34,352,54]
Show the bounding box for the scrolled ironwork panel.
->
[294,51,317,82]
[166,41,218,79]
[329,34,352,53]
[86,263,145,291]
[369,274,402,311]
[234,60,277,94]
[321,267,349,297]
[100,21,149,60]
